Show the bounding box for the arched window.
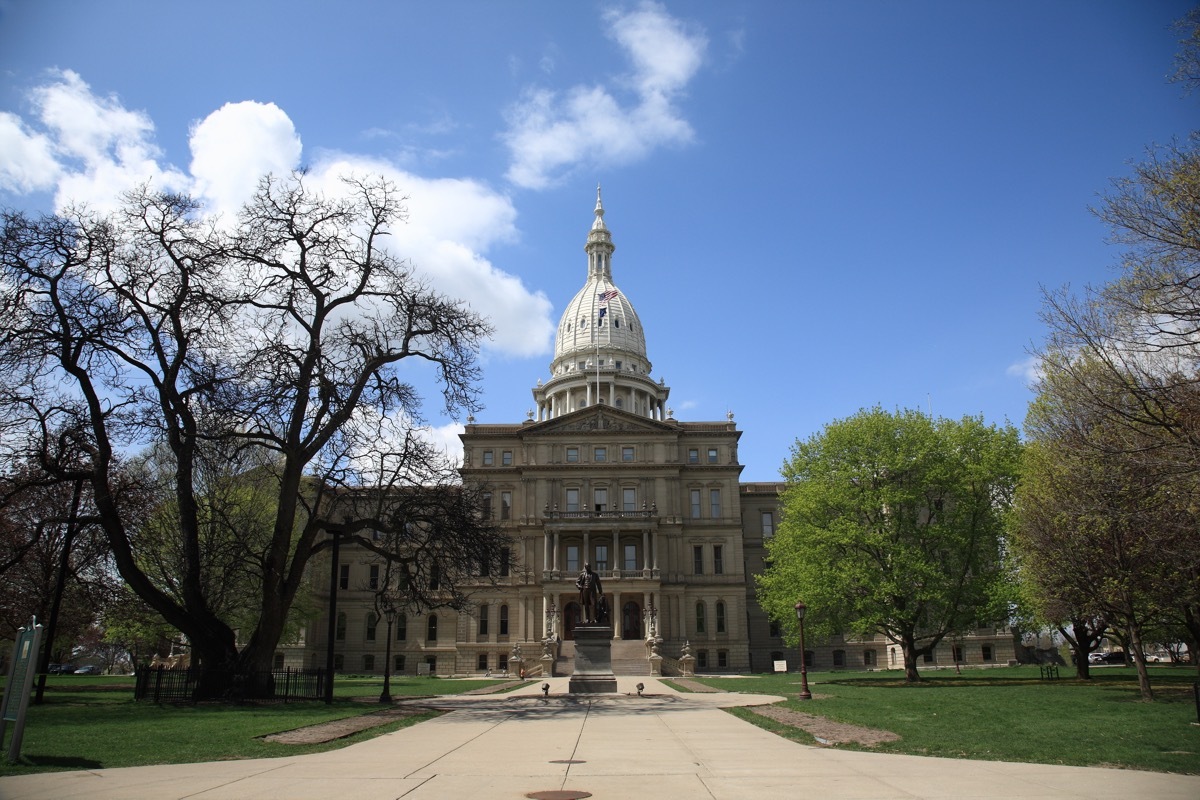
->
[366,612,378,641]
[695,602,706,633]
[427,614,438,642]
[335,612,347,641]
[716,601,726,634]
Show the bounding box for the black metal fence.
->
[134,666,326,703]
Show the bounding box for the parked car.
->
[1090,651,1128,664]
[47,663,74,674]
[73,665,102,674]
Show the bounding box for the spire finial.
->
[594,184,604,218]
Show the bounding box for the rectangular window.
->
[595,544,608,572]
[709,489,721,518]
[622,446,634,462]
[982,644,994,662]
[363,654,375,671]
[833,650,846,667]
[769,619,781,638]
[761,512,774,538]
[566,447,579,463]
[713,545,724,575]
[499,548,510,577]
[366,613,377,641]
[481,492,492,518]
[594,488,607,512]
[688,448,699,464]
[478,653,489,671]
[566,488,580,512]
[624,543,638,571]
[395,654,405,672]
[397,614,407,641]
[690,489,701,519]
[953,646,964,663]
[698,651,708,670]
[594,447,607,462]
[566,545,580,573]
[478,605,489,636]
[501,491,512,520]
[339,564,350,590]
[501,450,512,466]
[622,487,636,511]
[717,650,728,668]
[693,545,704,575]
[482,450,494,466]
[864,650,876,667]
[696,603,706,633]
[368,564,379,590]
[716,602,726,633]
[708,448,718,464]
[500,605,509,635]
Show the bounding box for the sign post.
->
[1,617,44,763]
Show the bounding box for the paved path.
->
[2,677,1198,799]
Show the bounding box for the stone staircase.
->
[553,638,652,677]
[611,638,650,676]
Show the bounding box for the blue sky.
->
[1,1,1195,481]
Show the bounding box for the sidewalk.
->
[2,677,1198,799]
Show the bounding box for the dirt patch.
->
[463,680,526,695]
[748,705,900,747]
[262,706,435,745]
[670,678,722,693]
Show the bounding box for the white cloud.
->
[189,101,302,218]
[0,74,556,362]
[305,155,554,358]
[0,112,60,193]
[425,421,466,466]
[502,1,707,189]
[18,70,189,211]
[1006,356,1043,385]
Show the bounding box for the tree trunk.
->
[900,634,921,682]
[1126,621,1155,702]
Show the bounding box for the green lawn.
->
[0,673,503,776]
[692,665,1200,775]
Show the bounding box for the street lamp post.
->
[794,601,812,700]
[380,594,398,704]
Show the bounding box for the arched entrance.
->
[563,602,581,640]
[622,600,641,639]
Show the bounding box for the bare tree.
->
[0,173,503,697]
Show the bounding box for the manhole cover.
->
[526,791,592,800]
[548,759,586,764]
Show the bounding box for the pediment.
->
[525,406,675,435]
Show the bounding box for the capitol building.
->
[288,192,1016,677]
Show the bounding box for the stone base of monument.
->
[568,625,617,694]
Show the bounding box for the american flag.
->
[597,289,619,303]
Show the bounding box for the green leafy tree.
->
[758,408,1021,682]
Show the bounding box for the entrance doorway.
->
[563,602,581,640]
[622,600,641,639]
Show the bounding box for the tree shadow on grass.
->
[18,755,104,769]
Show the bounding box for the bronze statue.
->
[576,562,605,625]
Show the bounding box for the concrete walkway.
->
[2,676,1198,799]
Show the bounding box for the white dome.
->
[551,188,650,370]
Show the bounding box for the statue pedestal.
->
[568,625,617,694]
